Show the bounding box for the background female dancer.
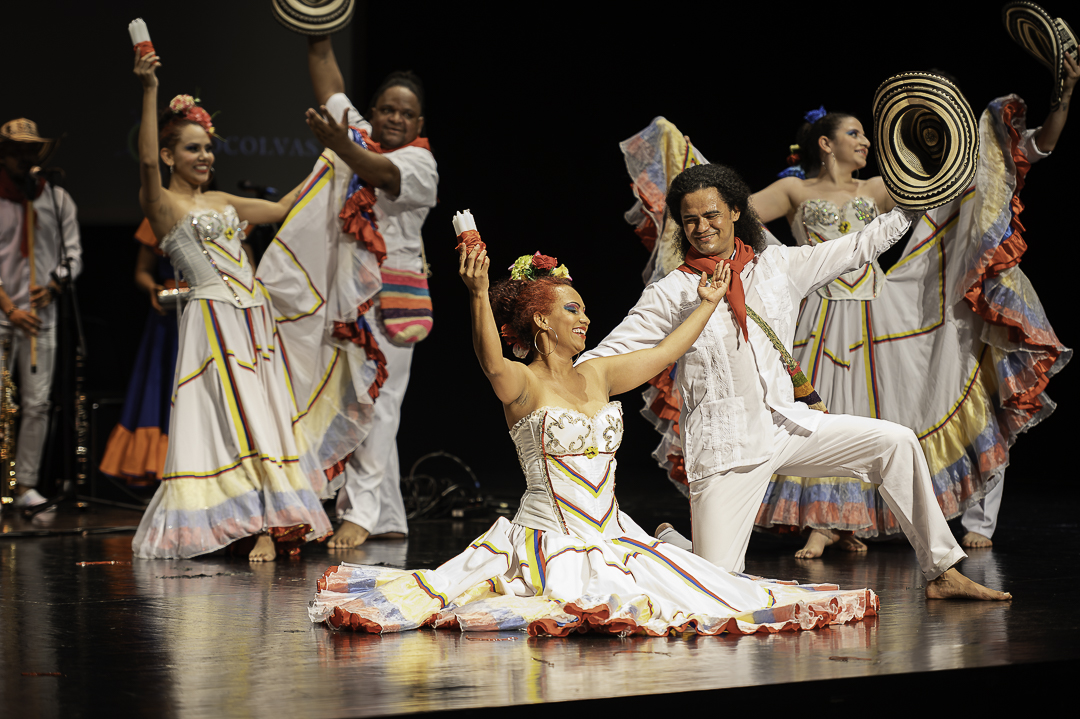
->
[130,48,332,561]
[739,61,1076,557]
[307,243,881,635]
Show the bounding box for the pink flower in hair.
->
[169,94,196,113]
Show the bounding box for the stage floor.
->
[2,485,1077,717]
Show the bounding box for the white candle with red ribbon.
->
[128,18,155,58]
[453,209,485,253]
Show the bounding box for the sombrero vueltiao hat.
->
[872,73,979,211]
[271,0,355,36]
[1002,2,1078,108]
[0,118,58,161]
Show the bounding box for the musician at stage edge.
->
[0,118,82,509]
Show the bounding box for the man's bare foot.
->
[327,521,370,548]
[655,522,674,539]
[249,535,276,562]
[960,531,993,548]
[925,568,1011,600]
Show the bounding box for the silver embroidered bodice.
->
[509,402,626,537]
[791,197,885,300]
[159,206,262,308]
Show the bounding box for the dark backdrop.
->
[2,1,1072,500]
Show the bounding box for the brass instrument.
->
[74,342,88,493]
[0,338,17,505]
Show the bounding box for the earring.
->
[534,327,559,356]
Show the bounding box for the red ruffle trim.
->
[961,98,1061,415]
[324,453,352,484]
[631,183,662,251]
[321,589,879,636]
[340,187,387,266]
[332,319,388,400]
[647,364,688,487]
[527,592,878,637]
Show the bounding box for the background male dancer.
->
[304,34,438,548]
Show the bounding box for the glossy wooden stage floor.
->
[2,485,1077,717]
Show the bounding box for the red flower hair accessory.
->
[166,94,219,138]
[500,323,530,359]
[508,252,571,281]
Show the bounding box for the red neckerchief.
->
[0,167,46,258]
[677,238,755,341]
[338,128,433,266]
[356,128,432,155]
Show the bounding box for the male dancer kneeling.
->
[582,164,1009,600]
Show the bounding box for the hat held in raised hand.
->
[271,0,355,36]
[872,72,979,211]
[1002,2,1078,109]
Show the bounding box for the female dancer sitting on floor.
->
[307,243,880,636]
[130,49,337,561]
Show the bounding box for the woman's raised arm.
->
[134,49,165,217]
[749,176,798,223]
[213,176,307,227]
[459,246,530,405]
[588,263,730,397]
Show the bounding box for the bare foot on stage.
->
[328,520,370,548]
[925,568,1011,600]
[836,534,868,552]
[961,531,993,548]
[795,529,868,558]
[249,535,276,562]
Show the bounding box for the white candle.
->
[452,210,476,236]
[128,18,151,45]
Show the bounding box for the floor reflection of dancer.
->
[303,34,438,548]
[130,49,330,561]
[308,246,880,635]
[0,118,82,509]
[584,164,1010,600]
[747,63,1076,556]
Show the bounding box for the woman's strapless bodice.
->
[509,402,626,538]
[791,197,885,301]
[159,206,262,308]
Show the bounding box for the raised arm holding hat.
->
[286,17,438,549]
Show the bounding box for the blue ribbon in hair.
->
[803,106,827,124]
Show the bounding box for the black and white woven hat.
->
[1002,2,1078,108]
[872,72,979,211]
[271,0,355,36]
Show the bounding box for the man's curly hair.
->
[666,164,766,257]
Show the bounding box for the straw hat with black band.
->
[271,0,354,36]
[1002,2,1078,109]
[872,73,979,211]
[0,119,58,162]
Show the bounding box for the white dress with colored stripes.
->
[309,403,878,636]
[132,207,334,558]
